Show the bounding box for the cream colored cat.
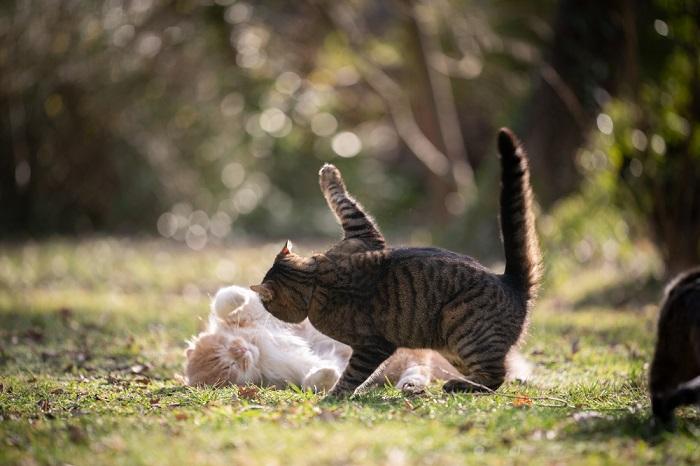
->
[185,285,346,391]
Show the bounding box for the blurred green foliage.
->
[1,0,698,275]
[1,0,552,248]
[578,2,700,274]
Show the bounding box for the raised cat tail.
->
[497,128,542,303]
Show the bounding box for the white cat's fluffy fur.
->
[184,285,349,391]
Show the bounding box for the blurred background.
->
[1,0,699,280]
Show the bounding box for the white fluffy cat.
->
[184,285,349,391]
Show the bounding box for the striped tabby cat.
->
[649,267,700,426]
[252,128,542,396]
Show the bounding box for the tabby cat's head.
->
[251,241,316,324]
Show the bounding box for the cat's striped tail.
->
[497,128,542,303]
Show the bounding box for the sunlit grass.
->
[1,238,698,466]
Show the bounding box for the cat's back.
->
[387,246,480,264]
[659,267,700,325]
[650,267,700,399]
[383,247,492,282]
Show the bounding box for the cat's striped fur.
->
[252,128,542,396]
[649,267,700,426]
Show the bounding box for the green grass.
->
[1,238,698,465]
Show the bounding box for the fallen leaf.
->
[512,395,532,407]
[24,328,44,342]
[58,307,74,320]
[174,412,189,421]
[37,399,50,412]
[67,425,87,444]
[237,385,259,400]
[457,421,474,433]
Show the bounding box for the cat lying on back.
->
[184,285,463,392]
[649,267,700,426]
[185,285,344,391]
[252,128,541,396]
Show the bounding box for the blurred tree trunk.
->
[522,0,632,206]
[647,37,700,276]
[402,11,453,222]
[402,1,474,222]
[0,98,35,234]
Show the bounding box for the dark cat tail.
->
[497,128,543,304]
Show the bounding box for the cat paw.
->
[319,163,344,191]
[398,382,426,395]
[303,367,340,393]
[397,377,427,395]
[326,383,355,398]
[395,366,430,395]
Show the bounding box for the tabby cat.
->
[252,128,541,396]
[649,267,700,425]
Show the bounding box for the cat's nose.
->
[229,346,249,359]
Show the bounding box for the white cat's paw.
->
[396,367,430,395]
[302,367,340,393]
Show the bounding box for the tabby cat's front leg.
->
[319,164,385,252]
[329,344,395,397]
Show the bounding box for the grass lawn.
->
[1,238,698,465]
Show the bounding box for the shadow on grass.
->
[150,386,192,396]
[539,320,651,351]
[564,411,700,444]
[0,305,151,376]
[573,274,663,310]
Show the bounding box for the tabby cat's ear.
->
[251,284,274,302]
[279,240,293,255]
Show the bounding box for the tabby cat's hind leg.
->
[441,351,507,393]
[319,164,385,251]
[329,342,395,397]
[440,306,510,393]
